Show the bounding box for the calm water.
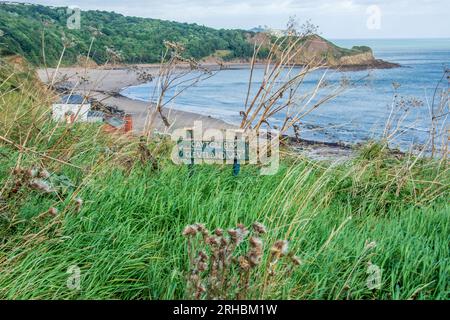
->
[122,39,449,149]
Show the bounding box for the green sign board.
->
[177,140,248,161]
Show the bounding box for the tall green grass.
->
[0,58,448,300]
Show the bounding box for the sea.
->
[121,38,449,150]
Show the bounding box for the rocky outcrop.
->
[337,51,374,66]
[334,49,399,70]
[251,34,400,70]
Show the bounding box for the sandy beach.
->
[37,64,355,161]
[37,65,236,134]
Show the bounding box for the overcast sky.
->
[8,0,450,39]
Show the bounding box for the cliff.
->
[295,35,399,69]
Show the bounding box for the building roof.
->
[59,94,89,104]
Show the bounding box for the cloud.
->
[6,0,450,38]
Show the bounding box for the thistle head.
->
[238,256,250,271]
[182,225,198,237]
[227,223,252,245]
[214,228,224,237]
[48,207,59,216]
[252,222,267,235]
[291,255,302,266]
[271,240,289,256]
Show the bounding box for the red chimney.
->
[124,114,133,133]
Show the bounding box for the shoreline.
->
[37,66,236,134]
[37,63,392,161]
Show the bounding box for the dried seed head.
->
[252,222,267,235]
[271,240,289,256]
[237,224,249,234]
[198,262,208,272]
[189,273,199,282]
[198,251,208,262]
[238,256,250,271]
[365,240,377,250]
[248,253,262,267]
[249,237,263,260]
[220,237,228,246]
[195,223,206,233]
[195,223,209,237]
[182,225,198,237]
[214,228,224,237]
[48,207,59,216]
[75,198,83,212]
[29,179,54,193]
[249,237,263,249]
[197,283,206,293]
[291,255,302,266]
[248,236,263,267]
[206,236,220,246]
[228,228,241,244]
[227,228,237,238]
[38,169,51,179]
[228,224,249,245]
[27,168,39,178]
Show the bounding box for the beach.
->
[37,65,235,134]
[37,64,359,161]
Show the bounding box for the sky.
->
[6,0,450,39]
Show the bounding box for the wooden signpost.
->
[176,129,249,176]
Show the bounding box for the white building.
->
[52,95,91,123]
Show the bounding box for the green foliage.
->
[0,150,448,299]
[0,3,255,65]
[0,50,448,301]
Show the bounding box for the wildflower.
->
[220,237,228,246]
[196,283,206,297]
[13,167,23,175]
[291,255,302,266]
[249,236,263,250]
[195,223,209,238]
[48,207,59,216]
[38,169,51,179]
[198,251,208,262]
[182,225,198,237]
[74,198,83,212]
[248,254,261,267]
[27,168,39,178]
[228,224,249,245]
[248,236,264,267]
[190,274,199,282]
[271,240,289,256]
[252,222,267,235]
[29,179,54,193]
[195,223,207,233]
[214,228,224,237]
[198,262,208,272]
[206,236,220,246]
[238,256,250,271]
[227,228,237,240]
